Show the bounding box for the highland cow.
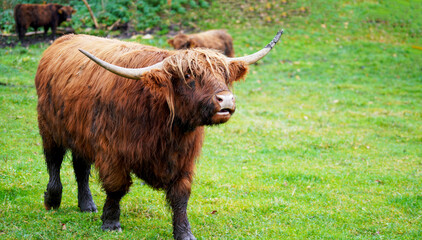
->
[14,3,76,42]
[35,30,283,239]
[168,29,235,57]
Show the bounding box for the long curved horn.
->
[78,49,164,80]
[229,29,283,64]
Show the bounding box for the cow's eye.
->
[185,74,191,79]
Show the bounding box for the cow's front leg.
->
[166,177,196,240]
[101,190,126,231]
[100,168,132,232]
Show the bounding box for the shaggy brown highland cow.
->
[168,29,235,57]
[35,30,283,239]
[14,3,76,42]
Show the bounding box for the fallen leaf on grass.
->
[210,210,217,214]
[299,7,307,13]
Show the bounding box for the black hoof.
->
[174,232,196,240]
[101,221,122,232]
[79,201,98,212]
[44,190,62,210]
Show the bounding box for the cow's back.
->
[36,34,170,93]
[192,30,234,57]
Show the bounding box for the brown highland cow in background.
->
[35,30,283,239]
[14,3,76,42]
[168,29,235,57]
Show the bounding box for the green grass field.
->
[1,0,421,239]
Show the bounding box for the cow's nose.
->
[215,91,235,112]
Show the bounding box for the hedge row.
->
[0,0,210,34]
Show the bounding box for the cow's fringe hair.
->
[166,91,175,128]
[164,48,230,83]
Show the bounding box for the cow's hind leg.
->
[39,113,66,210]
[72,152,97,212]
[167,177,196,240]
[43,26,49,39]
[43,144,66,210]
[50,24,57,40]
[16,24,26,43]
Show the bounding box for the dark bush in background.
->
[0,0,210,34]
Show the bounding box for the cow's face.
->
[142,50,248,129]
[168,34,192,50]
[58,6,76,22]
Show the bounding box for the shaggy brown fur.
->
[168,29,235,57]
[14,3,76,42]
[35,34,248,239]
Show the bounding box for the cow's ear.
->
[142,70,174,100]
[142,70,175,119]
[228,61,249,83]
[72,9,77,14]
[167,39,174,47]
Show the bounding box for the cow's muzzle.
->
[212,91,235,123]
[215,91,235,115]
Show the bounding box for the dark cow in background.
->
[14,3,76,42]
[35,30,283,239]
[168,29,235,57]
